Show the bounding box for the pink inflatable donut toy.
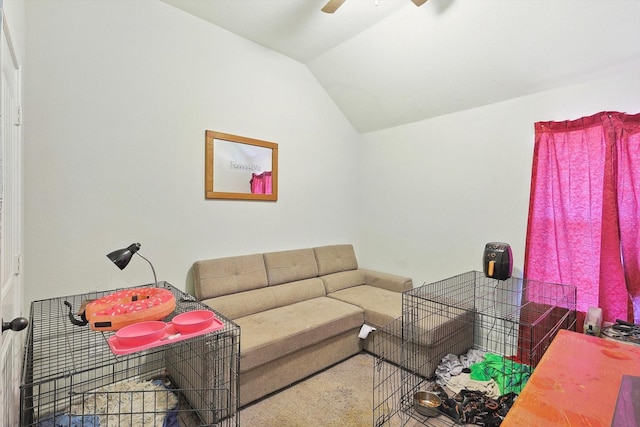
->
[85,287,176,331]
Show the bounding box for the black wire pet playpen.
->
[20,282,240,427]
[373,271,576,426]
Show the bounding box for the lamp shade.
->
[107,243,141,270]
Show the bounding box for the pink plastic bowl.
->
[115,320,167,346]
[172,310,215,333]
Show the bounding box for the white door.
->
[0,10,24,427]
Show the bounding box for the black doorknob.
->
[2,317,29,333]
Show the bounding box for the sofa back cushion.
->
[202,278,326,320]
[193,253,267,300]
[313,244,358,276]
[271,278,326,306]
[264,248,319,286]
[321,270,365,293]
[202,287,276,320]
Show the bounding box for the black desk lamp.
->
[107,242,158,286]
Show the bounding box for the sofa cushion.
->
[366,317,474,378]
[202,278,326,320]
[321,270,365,293]
[327,285,401,329]
[264,248,319,286]
[235,297,364,372]
[376,302,474,349]
[410,306,474,348]
[271,278,326,306]
[313,244,358,276]
[202,287,276,320]
[193,253,267,300]
[361,269,413,293]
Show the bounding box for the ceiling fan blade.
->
[411,0,428,6]
[321,0,346,13]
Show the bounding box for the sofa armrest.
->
[360,268,413,293]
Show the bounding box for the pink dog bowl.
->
[172,310,215,333]
[115,320,167,346]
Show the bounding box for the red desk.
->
[502,329,640,427]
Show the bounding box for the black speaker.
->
[483,242,512,280]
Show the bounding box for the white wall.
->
[23,0,360,303]
[358,65,640,287]
[21,0,640,306]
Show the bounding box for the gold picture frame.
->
[205,130,278,201]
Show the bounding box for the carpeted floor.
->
[236,353,452,427]
[239,353,374,427]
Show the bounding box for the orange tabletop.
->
[502,329,640,427]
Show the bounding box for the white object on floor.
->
[358,324,376,339]
[436,349,487,386]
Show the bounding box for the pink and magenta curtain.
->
[524,111,640,323]
[614,113,640,322]
[250,171,272,194]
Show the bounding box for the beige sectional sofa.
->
[192,244,473,407]
[193,244,473,412]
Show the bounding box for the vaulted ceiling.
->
[161,0,640,133]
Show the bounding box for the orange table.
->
[502,329,640,426]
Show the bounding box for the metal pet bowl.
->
[413,391,442,417]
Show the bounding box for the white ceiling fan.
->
[321,0,428,13]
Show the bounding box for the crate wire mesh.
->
[373,271,576,426]
[20,282,240,427]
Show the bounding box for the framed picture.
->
[205,130,278,201]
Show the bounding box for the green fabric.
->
[469,353,531,394]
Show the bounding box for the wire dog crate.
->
[373,271,576,426]
[20,282,240,427]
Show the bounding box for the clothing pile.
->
[432,385,517,427]
[431,349,531,426]
[468,353,531,395]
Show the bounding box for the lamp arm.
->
[136,252,158,287]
